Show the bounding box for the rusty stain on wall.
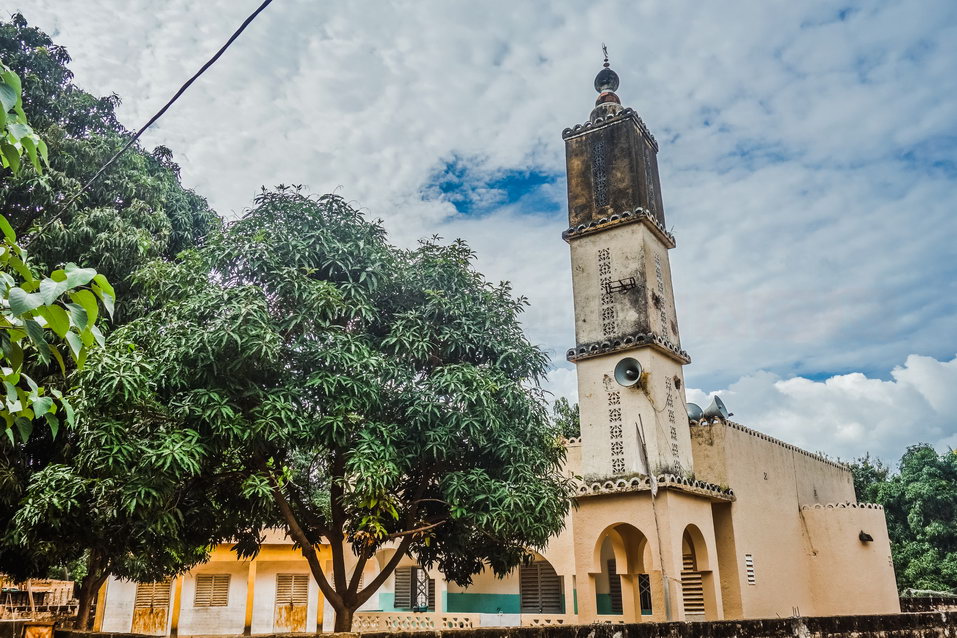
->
[131,608,167,635]
[274,604,306,633]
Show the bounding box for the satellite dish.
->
[686,403,703,421]
[613,357,643,388]
[702,396,730,420]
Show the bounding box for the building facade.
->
[96,60,901,635]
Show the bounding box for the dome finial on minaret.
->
[591,43,622,122]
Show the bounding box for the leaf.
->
[44,413,59,439]
[39,278,69,306]
[1,138,20,174]
[49,346,66,375]
[65,331,82,359]
[8,287,43,315]
[36,138,48,167]
[14,416,31,443]
[60,396,75,428]
[0,71,21,98]
[0,214,15,243]
[24,319,51,364]
[65,303,88,331]
[32,396,53,417]
[70,289,99,328]
[0,83,15,112]
[63,263,97,288]
[38,305,70,338]
[6,122,30,141]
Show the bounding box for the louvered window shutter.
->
[427,576,435,611]
[607,559,623,614]
[194,574,230,607]
[276,574,309,606]
[134,581,171,609]
[394,567,412,608]
[521,562,563,614]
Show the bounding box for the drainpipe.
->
[637,417,673,621]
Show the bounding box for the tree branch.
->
[384,519,447,540]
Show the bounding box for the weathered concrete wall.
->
[689,420,897,619]
[51,611,957,638]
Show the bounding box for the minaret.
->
[563,54,693,479]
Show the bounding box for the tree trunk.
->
[332,605,355,633]
[75,556,107,630]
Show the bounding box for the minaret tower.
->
[563,53,692,479]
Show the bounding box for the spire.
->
[590,44,622,122]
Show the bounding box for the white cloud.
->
[682,354,957,463]
[17,0,957,460]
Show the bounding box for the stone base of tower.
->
[570,484,729,623]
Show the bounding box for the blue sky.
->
[18,0,957,462]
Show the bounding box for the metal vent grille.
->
[275,574,309,606]
[680,554,705,616]
[520,562,563,614]
[134,581,171,609]
[745,554,756,585]
[194,574,230,607]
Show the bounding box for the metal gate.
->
[131,581,171,635]
[274,573,309,632]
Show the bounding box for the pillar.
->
[243,560,257,636]
[169,576,184,637]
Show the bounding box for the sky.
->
[16,0,957,465]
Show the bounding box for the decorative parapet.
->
[562,107,659,151]
[566,331,691,365]
[561,206,676,248]
[574,473,735,501]
[352,612,478,633]
[801,502,884,511]
[690,418,849,471]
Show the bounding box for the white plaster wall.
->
[177,562,248,636]
[251,561,318,634]
[100,577,137,633]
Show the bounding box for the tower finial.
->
[602,42,609,68]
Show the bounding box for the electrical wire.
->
[35,0,275,236]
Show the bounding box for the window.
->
[134,581,171,609]
[275,574,309,606]
[745,554,756,585]
[607,559,623,614]
[194,574,230,607]
[638,573,652,615]
[393,566,435,611]
[520,561,563,614]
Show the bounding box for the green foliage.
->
[118,188,571,627]
[0,60,113,445]
[552,397,580,439]
[0,14,218,320]
[0,60,47,176]
[850,445,957,593]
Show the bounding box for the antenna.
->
[601,43,610,67]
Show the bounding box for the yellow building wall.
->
[690,420,897,618]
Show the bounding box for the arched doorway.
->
[679,524,715,620]
[519,555,564,614]
[592,524,654,621]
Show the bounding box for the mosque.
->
[95,59,901,635]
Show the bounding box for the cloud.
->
[683,354,957,463]
[19,0,957,460]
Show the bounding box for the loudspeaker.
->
[614,357,643,388]
[702,396,730,419]
[686,403,703,421]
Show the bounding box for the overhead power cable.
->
[36,0,275,235]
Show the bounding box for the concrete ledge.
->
[49,612,957,638]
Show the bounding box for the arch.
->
[519,553,564,614]
[591,523,650,575]
[681,524,711,572]
[590,523,655,622]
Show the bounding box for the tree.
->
[0,14,218,319]
[116,188,573,630]
[552,397,580,439]
[849,445,957,593]
[0,15,219,621]
[0,58,113,444]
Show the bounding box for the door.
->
[274,573,309,632]
[131,581,171,635]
